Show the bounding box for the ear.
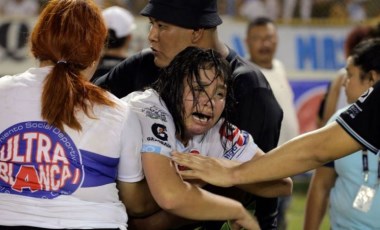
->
[368,70,380,85]
[91,60,97,67]
[191,28,204,43]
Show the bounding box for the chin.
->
[189,127,210,136]
[154,58,170,68]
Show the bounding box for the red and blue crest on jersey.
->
[219,122,250,159]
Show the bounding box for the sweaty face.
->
[148,18,194,68]
[344,56,373,104]
[246,23,277,69]
[182,68,226,140]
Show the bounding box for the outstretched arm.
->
[303,166,336,230]
[172,122,362,186]
[142,152,260,230]
[237,149,292,197]
[203,150,292,197]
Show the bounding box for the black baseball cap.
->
[140,0,222,29]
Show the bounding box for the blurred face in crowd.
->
[182,67,226,140]
[246,23,278,69]
[344,56,375,104]
[148,18,194,68]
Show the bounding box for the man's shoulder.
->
[227,49,267,80]
[229,55,270,89]
[127,48,155,64]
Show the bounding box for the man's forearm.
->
[231,123,362,185]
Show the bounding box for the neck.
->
[198,28,229,59]
[213,40,229,59]
[39,60,54,67]
[176,133,190,147]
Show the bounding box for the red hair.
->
[30,0,115,131]
[344,25,372,58]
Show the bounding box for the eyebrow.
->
[149,17,170,25]
[216,83,227,90]
[196,80,226,89]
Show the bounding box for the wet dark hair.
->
[152,46,234,141]
[351,38,380,80]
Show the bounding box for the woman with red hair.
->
[0,0,157,229]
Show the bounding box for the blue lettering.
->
[297,35,345,71]
[297,36,318,70]
[323,37,336,70]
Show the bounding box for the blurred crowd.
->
[1,0,380,24]
[236,0,376,23]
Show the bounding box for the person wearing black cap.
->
[93,0,283,229]
[91,6,137,82]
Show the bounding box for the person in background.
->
[347,0,367,22]
[316,24,376,128]
[304,38,380,230]
[246,16,299,158]
[239,0,279,21]
[171,39,380,203]
[94,0,128,9]
[0,0,39,17]
[0,0,158,229]
[93,0,283,229]
[245,16,300,230]
[282,0,313,22]
[91,5,136,82]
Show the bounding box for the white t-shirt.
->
[0,67,137,229]
[123,89,257,163]
[259,59,300,145]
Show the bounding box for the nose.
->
[262,38,271,47]
[342,75,348,88]
[199,92,215,107]
[148,25,158,43]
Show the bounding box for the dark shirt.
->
[91,55,126,83]
[337,81,380,153]
[225,49,282,153]
[226,49,283,230]
[93,48,283,230]
[93,49,159,97]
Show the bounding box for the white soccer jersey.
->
[124,89,257,162]
[0,67,140,229]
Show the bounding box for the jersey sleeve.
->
[204,120,257,162]
[124,90,177,158]
[117,104,145,183]
[336,82,380,154]
[138,105,176,158]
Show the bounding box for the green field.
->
[286,180,330,230]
